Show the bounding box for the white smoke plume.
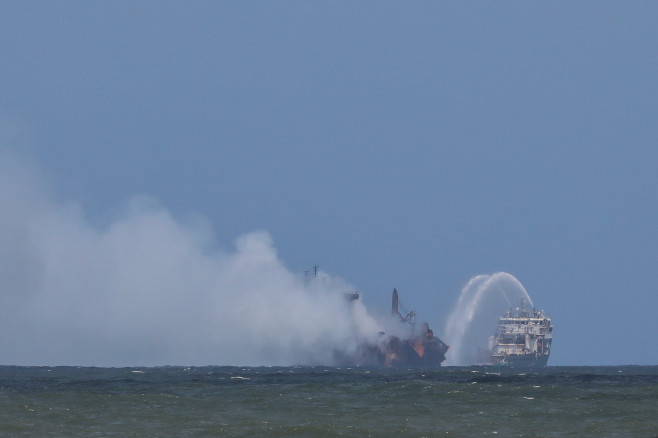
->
[0,150,382,366]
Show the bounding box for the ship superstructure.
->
[338,289,449,367]
[384,289,449,367]
[488,298,552,367]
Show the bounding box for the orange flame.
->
[413,339,425,358]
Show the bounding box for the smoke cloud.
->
[0,150,382,366]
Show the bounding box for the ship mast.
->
[391,289,416,327]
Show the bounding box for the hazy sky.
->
[1,1,657,366]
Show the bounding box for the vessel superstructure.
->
[338,289,449,367]
[488,298,552,367]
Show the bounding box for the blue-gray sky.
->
[1,1,657,365]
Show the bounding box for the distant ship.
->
[337,289,449,367]
[487,298,553,367]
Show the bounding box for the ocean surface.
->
[1,365,656,437]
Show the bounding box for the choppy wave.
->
[1,365,656,436]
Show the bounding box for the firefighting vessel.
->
[487,298,553,367]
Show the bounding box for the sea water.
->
[1,365,656,437]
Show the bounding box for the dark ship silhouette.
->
[337,289,449,367]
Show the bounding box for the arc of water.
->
[443,272,533,365]
[444,275,496,365]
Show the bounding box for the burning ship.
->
[487,298,553,367]
[339,289,449,368]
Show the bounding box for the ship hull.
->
[336,334,449,368]
[490,353,549,368]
